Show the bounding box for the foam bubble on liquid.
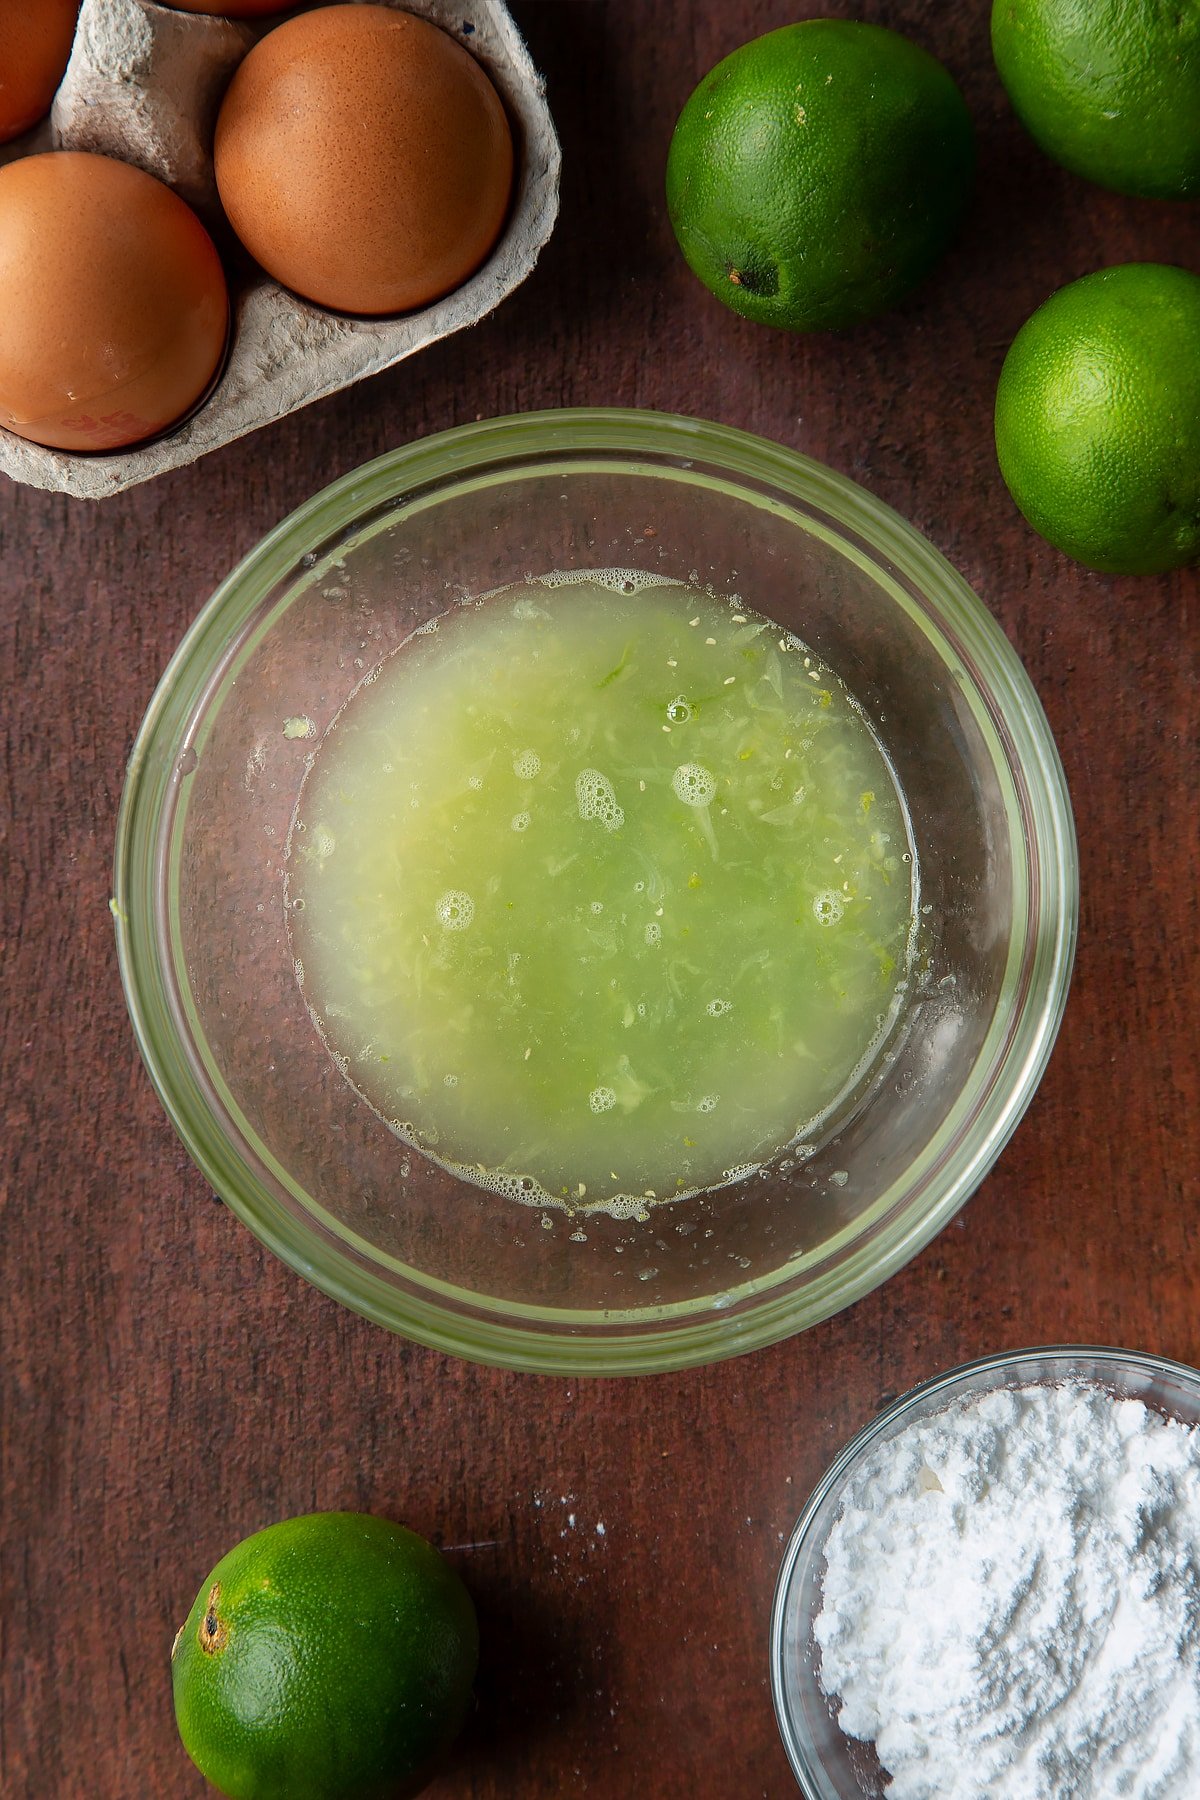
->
[706,998,732,1017]
[696,1094,720,1113]
[511,812,531,832]
[576,767,624,831]
[538,567,676,596]
[644,922,662,946]
[813,889,845,926]
[436,1161,548,1207]
[297,823,336,866]
[436,889,475,931]
[387,1126,715,1223]
[513,749,541,779]
[666,695,692,724]
[672,762,716,807]
[589,1086,616,1113]
[428,1154,682,1223]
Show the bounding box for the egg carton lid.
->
[0,0,561,500]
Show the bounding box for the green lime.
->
[665,20,975,332]
[992,0,1200,200]
[170,1512,479,1799]
[995,263,1200,573]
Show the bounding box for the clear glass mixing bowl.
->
[770,1346,1200,1796]
[113,409,1077,1373]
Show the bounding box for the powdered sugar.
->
[814,1381,1200,1799]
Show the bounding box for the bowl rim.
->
[769,1342,1200,1795]
[113,406,1078,1374]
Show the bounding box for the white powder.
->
[814,1382,1200,1800]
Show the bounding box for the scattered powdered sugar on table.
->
[814,1381,1200,1800]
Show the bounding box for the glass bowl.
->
[113,408,1076,1374]
[770,1345,1200,1795]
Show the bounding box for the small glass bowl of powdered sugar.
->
[770,1346,1200,1800]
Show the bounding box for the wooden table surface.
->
[2,3,1197,1795]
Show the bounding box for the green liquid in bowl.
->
[286,573,917,1214]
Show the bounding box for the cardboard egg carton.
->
[0,0,561,499]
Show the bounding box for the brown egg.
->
[0,1,79,143]
[214,3,514,315]
[0,153,229,453]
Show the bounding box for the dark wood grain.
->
[2,3,1198,1795]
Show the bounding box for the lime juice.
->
[286,572,917,1215]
